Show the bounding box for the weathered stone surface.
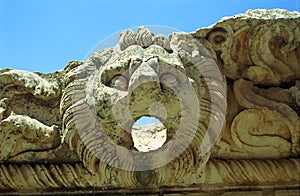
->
[59,28,227,188]
[194,9,300,86]
[0,9,299,195]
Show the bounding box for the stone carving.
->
[194,9,300,86]
[0,68,79,163]
[0,9,299,194]
[60,27,226,187]
[212,78,300,159]
[0,113,59,159]
[0,159,298,192]
[290,80,300,107]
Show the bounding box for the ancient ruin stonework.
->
[0,9,299,195]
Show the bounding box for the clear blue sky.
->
[0,0,299,73]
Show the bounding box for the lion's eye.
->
[160,73,177,87]
[110,75,128,91]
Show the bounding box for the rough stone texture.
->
[0,9,299,195]
[193,9,300,86]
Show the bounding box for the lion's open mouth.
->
[131,116,167,152]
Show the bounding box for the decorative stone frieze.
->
[0,9,299,195]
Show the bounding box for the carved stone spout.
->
[0,9,299,195]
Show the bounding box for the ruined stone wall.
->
[0,9,299,195]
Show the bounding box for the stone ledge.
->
[0,159,298,195]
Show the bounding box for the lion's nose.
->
[128,59,161,96]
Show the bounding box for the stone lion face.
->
[62,27,226,178]
[94,44,197,149]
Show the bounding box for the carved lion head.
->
[61,27,226,187]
